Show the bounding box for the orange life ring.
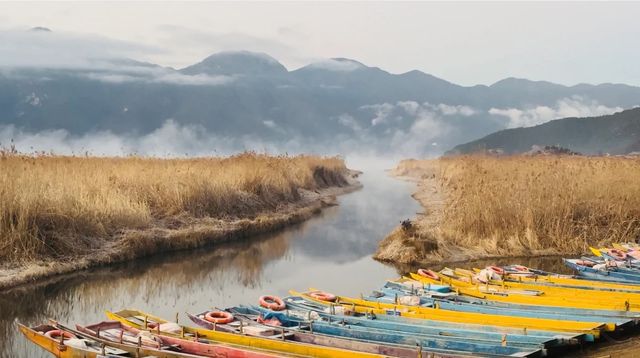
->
[44,329,76,341]
[417,269,439,280]
[488,266,505,275]
[309,291,337,302]
[576,259,595,267]
[610,249,627,260]
[205,310,234,324]
[259,295,286,311]
[512,265,529,272]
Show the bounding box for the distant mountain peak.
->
[181,50,288,76]
[30,26,52,32]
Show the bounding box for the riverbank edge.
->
[373,164,563,268]
[0,170,362,291]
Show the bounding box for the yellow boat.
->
[453,267,640,301]
[410,272,640,313]
[292,290,607,337]
[106,309,385,358]
[18,322,198,358]
[470,267,640,293]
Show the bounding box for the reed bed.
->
[0,152,348,263]
[377,155,640,264]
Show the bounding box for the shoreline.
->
[0,171,362,292]
[374,160,579,268]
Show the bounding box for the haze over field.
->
[1,2,640,157]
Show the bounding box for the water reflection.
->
[1,168,420,357]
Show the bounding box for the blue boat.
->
[281,296,588,344]
[236,306,545,357]
[564,258,640,283]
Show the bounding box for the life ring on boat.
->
[610,249,627,260]
[575,260,595,267]
[259,295,286,311]
[205,310,234,324]
[309,291,337,302]
[417,269,439,280]
[488,266,505,275]
[512,265,529,272]
[44,330,76,341]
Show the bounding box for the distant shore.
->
[375,156,640,267]
[0,153,361,291]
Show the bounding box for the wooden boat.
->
[376,286,636,327]
[564,258,640,284]
[410,271,640,313]
[18,321,204,358]
[234,306,544,357]
[76,320,283,357]
[453,267,640,302]
[106,309,385,358]
[18,323,131,358]
[284,297,590,343]
[495,266,640,292]
[186,309,452,358]
[388,280,640,320]
[279,299,581,348]
[292,290,607,338]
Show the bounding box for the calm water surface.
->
[1,166,423,357]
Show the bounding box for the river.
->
[0,164,422,357]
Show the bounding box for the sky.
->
[1,1,639,86]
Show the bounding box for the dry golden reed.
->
[0,152,347,262]
[437,155,640,255]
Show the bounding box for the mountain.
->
[181,51,287,76]
[2,49,640,156]
[448,107,640,155]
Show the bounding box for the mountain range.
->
[2,48,640,156]
[449,107,640,155]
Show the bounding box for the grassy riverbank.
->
[0,152,358,289]
[375,155,640,265]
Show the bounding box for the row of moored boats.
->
[20,243,640,357]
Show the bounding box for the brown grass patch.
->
[0,152,349,264]
[376,155,640,264]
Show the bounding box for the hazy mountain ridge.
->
[2,50,640,155]
[448,107,640,155]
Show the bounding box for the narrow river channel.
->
[0,164,421,357]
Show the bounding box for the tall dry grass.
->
[0,152,347,263]
[438,156,640,254]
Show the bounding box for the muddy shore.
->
[0,171,362,291]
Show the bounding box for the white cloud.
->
[262,120,277,128]
[337,114,361,131]
[360,103,394,126]
[437,103,475,116]
[83,69,233,86]
[489,96,624,128]
[152,72,232,86]
[307,59,363,72]
[0,29,162,69]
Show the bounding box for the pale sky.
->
[1,1,639,86]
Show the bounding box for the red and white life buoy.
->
[309,291,337,302]
[488,266,505,275]
[417,269,439,280]
[512,265,529,272]
[575,259,595,267]
[259,295,286,311]
[205,310,234,324]
[610,249,627,261]
[44,330,76,341]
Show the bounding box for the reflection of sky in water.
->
[1,165,422,357]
